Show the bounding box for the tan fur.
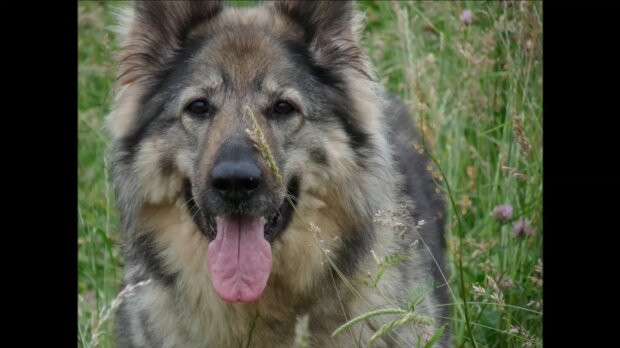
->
[108,84,142,139]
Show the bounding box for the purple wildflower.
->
[460,9,474,25]
[493,204,513,222]
[513,219,536,237]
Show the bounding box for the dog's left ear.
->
[272,0,367,74]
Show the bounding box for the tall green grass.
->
[78,2,123,348]
[78,1,542,347]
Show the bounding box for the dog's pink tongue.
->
[207,216,271,303]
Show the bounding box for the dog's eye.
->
[186,99,211,117]
[273,101,295,115]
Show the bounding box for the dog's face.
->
[111,1,379,303]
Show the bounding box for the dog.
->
[109,1,449,347]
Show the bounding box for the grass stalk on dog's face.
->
[244,106,283,186]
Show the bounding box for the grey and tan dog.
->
[109,1,450,347]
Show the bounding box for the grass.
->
[78,1,542,347]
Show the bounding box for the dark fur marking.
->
[252,72,265,93]
[264,176,300,242]
[139,310,161,347]
[118,116,177,164]
[114,300,134,348]
[146,35,208,94]
[183,179,210,238]
[330,224,374,281]
[118,37,208,163]
[129,233,177,287]
[280,40,370,161]
[330,101,371,160]
[159,154,175,177]
[309,148,328,166]
[219,68,232,93]
[280,40,344,89]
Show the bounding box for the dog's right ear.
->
[116,1,222,86]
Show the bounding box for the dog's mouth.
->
[183,178,299,303]
[184,178,299,242]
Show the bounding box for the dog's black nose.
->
[209,136,264,205]
[211,161,262,203]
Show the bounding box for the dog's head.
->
[110,0,387,303]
